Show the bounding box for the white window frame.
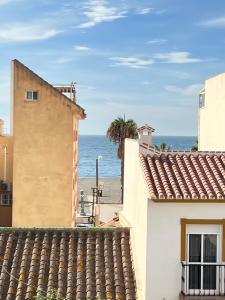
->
[25,90,38,102]
[185,225,223,296]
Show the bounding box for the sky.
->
[0,0,225,136]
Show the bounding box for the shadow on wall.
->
[0,206,12,226]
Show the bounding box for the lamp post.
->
[95,155,102,226]
[96,155,102,204]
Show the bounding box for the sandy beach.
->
[78,177,122,204]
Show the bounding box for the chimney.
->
[0,119,4,136]
[137,124,155,147]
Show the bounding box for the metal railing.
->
[181,262,225,296]
[0,193,12,206]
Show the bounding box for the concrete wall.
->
[12,60,81,227]
[0,135,13,183]
[199,73,225,151]
[147,201,225,300]
[120,139,149,300]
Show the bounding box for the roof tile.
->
[141,152,225,200]
[0,229,136,300]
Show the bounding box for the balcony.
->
[181,263,225,298]
[0,191,12,206]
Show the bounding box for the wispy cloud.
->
[110,56,154,68]
[147,38,167,45]
[154,51,202,64]
[55,57,72,64]
[74,45,90,51]
[138,7,153,15]
[141,81,153,85]
[0,0,14,5]
[78,0,127,28]
[199,15,225,28]
[0,24,63,42]
[165,83,203,97]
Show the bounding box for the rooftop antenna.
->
[53,81,77,102]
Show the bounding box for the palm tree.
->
[191,139,198,151]
[155,142,171,151]
[106,117,138,202]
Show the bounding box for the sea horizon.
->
[78,135,197,178]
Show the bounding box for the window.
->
[199,93,205,108]
[25,91,38,101]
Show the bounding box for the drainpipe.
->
[2,145,7,182]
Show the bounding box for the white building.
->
[120,125,225,300]
[199,72,225,151]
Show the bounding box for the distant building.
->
[198,72,225,151]
[121,125,225,300]
[0,119,13,226]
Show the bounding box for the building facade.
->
[11,60,85,227]
[198,72,225,151]
[121,125,225,300]
[0,119,13,226]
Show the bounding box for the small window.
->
[199,93,205,108]
[25,91,38,101]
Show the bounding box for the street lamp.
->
[96,155,102,204]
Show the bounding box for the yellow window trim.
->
[180,218,225,261]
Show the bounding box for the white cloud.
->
[200,16,225,28]
[142,81,153,85]
[147,38,167,45]
[0,0,14,5]
[55,57,72,64]
[78,0,127,28]
[74,45,90,51]
[154,51,202,64]
[110,56,154,68]
[0,24,63,42]
[138,7,153,15]
[165,83,203,97]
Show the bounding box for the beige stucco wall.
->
[199,72,225,151]
[12,60,80,227]
[120,139,149,300]
[0,135,13,183]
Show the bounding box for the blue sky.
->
[0,0,225,135]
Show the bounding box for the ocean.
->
[78,135,196,178]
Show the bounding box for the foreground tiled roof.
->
[0,228,136,300]
[140,151,225,200]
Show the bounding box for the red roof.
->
[140,152,225,200]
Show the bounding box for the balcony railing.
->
[0,192,12,206]
[182,262,225,296]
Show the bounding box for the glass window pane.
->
[204,234,217,263]
[189,265,201,289]
[26,91,33,100]
[189,234,201,262]
[203,265,216,290]
[33,91,38,100]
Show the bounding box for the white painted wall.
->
[120,139,149,300]
[147,201,225,300]
[199,72,225,151]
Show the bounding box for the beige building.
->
[198,72,225,151]
[3,59,86,227]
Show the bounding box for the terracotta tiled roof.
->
[0,228,136,300]
[140,152,225,200]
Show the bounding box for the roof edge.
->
[12,59,86,119]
